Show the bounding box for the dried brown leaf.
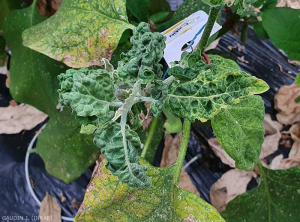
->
[160,133,182,167]
[39,192,61,222]
[210,169,255,212]
[37,0,62,17]
[0,104,48,134]
[208,138,235,168]
[277,0,300,9]
[160,133,199,196]
[275,83,300,125]
[237,56,249,64]
[71,199,81,209]
[260,115,283,159]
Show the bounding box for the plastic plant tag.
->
[161,11,221,66]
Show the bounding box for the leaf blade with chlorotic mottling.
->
[22,0,135,67]
[75,160,225,222]
[0,3,99,182]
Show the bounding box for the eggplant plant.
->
[1,0,300,221]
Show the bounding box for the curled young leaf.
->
[202,0,258,16]
[94,122,150,188]
[117,22,166,83]
[149,80,168,116]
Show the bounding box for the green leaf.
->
[0,35,6,66]
[150,11,169,24]
[58,68,115,117]
[223,165,300,222]
[163,108,182,134]
[165,55,269,122]
[75,160,225,222]
[173,0,210,20]
[149,0,171,14]
[262,7,300,60]
[22,0,134,68]
[295,96,300,103]
[211,96,265,169]
[139,115,164,163]
[0,3,98,182]
[0,0,23,21]
[252,22,269,39]
[80,124,97,135]
[127,0,149,22]
[295,73,300,86]
[94,122,150,188]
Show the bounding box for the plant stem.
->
[141,116,160,158]
[171,8,219,187]
[172,119,191,185]
[197,7,220,52]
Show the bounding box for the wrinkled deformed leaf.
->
[23,0,134,67]
[165,56,268,122]
[76,160,224,222]
[94,122,150,188]
[0,3,99,182]
[58,68,115,117]
[117,22,165,83]
[212,96,265,169]
[223,165,300,222]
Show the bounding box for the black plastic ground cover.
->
[0,25,299,222]
[0,74,92,221]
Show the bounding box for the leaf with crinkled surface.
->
[117,22,165,83]
[22,0,134,67]
[75,160,225,222]
[0,2,99,182]
[58,68,115,117]
[202,0,257,16]
[165,56,268,122]
[211,96,264,169]
[222,165,300,222]
[169,54,240,81]
[94,122,150,188]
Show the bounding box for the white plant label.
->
[161,10,221,66]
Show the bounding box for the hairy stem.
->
[197,7,219,52]
[172,119,191,185]
[141,116,160,158]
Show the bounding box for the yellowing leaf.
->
[75,160,224,222]
[23,0,134,67]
